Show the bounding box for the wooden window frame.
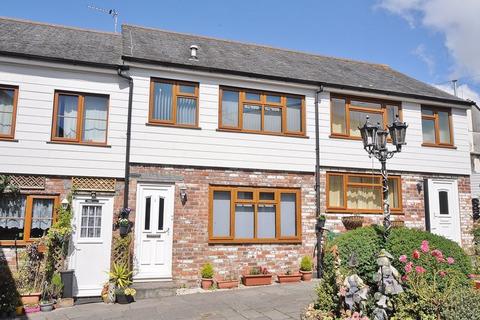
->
[0,195,59,246]
[0,84,19,140]
[326,172,403,214]
[51,90,110,146]
[218,86,306,137]
[421,106,455,148]
[208,186,302,244]
[329,94,402,140]
[148,78,199,128]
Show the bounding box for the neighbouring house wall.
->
[128,66,470,176]
[0,59,128,178]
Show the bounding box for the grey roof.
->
[0,17,122,66]
[122,24,469,105]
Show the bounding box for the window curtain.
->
[264,107,281,132]
[257,205,276,238]
[82,96,108,142]
[328,175,344,207]
[153,82,173,121]
[347,186,381,209]
[331,99,346,134]
[349,111,382,136]
[287,98,302,132]
[438,111,451,143]
[243,105,261,130]
[81,205,102,238]
[0,89,14,134]
[280,194,296,237]
[213,191,231,237]
[176,97,196,125]
[221,91,239,127]
[57,95,78,138]
[31,199,54,238]
[0,196,26,240]
[388,179,399,208]
[235,204,254,238]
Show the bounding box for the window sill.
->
[421,143,457,149]
[146,122,201,130]
[47,141,111,148]
[217,128,308,139]
[0,138,18,142]
[325,210,403,215]
[208,239,302,245]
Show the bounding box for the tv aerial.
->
[88,5,119,32]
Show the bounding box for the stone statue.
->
[343,252,369,312]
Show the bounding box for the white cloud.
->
[434,83,480,104]
[376,0,480,83]
[412,44,435,74]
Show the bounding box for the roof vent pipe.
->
[189,45,199,60]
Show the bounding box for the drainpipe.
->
[117,66,133,209]
[314,85,324,278]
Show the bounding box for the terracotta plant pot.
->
[216,279,239,289]
[277,273,302,283]
[20,292,41,305]
[37,244,47,254]
[57,298,74,308]
[342,216,364,230]
[15,306,23,316]
[300,270,313,281]
[242,274,273,286]
[201,278,214,289]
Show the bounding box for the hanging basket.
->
[342,216,364,230]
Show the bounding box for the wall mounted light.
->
[179,183,188,204]
[416,182,423,194]
[61,198,69,209]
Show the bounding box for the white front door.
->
[69,195,114,297]
[427,179,461,244]
[134,184,174,281]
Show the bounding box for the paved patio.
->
[24,281,317,320]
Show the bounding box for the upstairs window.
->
[209,186,301,243]
[0,85,19,140]
[149,78,199,127]
[421,106,454,147]
[330,95,401,138]
[52,91,109,145]
[219,87,305,136]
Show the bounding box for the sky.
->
[1,0,479,103]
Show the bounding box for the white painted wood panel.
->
[129,68,470,175]
[0,60,128,178]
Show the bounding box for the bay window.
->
[0,85,18,140]
[209,186,301,243]
[330,95,401,138]
[421,106,454,147]
[219,87,305,136]
[326,172,402,213]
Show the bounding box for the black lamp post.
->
[359,115,408,239]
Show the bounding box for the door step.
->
[132,281,177,300]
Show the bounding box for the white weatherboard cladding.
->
[0,61,128,178]
[129,68,470,175]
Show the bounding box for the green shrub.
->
[200,263,214,279]
[300,256,313,272]
[386,227,472,278]
[324,226,384,281]
[441,288,480,320]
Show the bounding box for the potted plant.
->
[200,263,214,289]
[108,263,133,304]
[241,267,272,286]
[299,256,314,281]
[215,273,239,289]
[317,215,326,229]
[342,215,364,230]
[277,269,302,283]
[19,289,41,305]
[39,281,55,312]
[23,303,40,314]
[118,218,130,236]
[115,287,136,304]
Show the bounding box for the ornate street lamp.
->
[359,115,408,239]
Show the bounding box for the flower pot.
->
[40,302,54,312]
[300,270,313,281]
[57,298,74,308]
[216,279,239,289]
[37,244,47,254]
[16,306,24,316]
[24,305,40,314]
[342,216,364,230]
[119,225,129,236]
[317,217,326,229]
[277,273,302,283]
[201,278,214,290]
[60,270,75,298]
[116,293,134,304]
[20,292,41,305]
[241,274,273,286]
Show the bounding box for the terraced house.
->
[0,17,475,298]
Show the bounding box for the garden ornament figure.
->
[372,249,404,320]
[343,253,369,312]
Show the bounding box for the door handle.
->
[159,228,170,234]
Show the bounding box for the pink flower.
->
[421,240,430,253]
[431,249,443,259]
[412,250,420,259]
[436,256,446,263]
[415,266,426,274]
[405,261,413,273]
[447,257,455,265]
[399,255,408,263]
[401,275,409,282]
[469,274,476,279]
[439,271,447,278]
